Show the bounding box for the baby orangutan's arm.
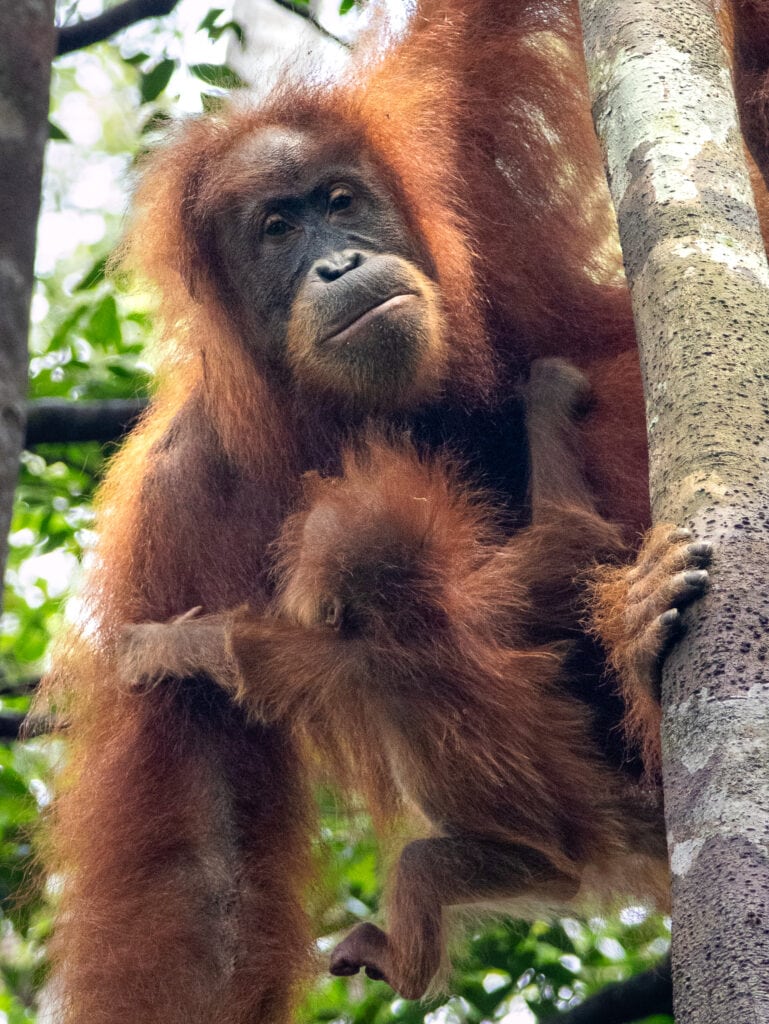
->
[119,607,353,724]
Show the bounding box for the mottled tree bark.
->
[578,1,769,1021]
[0,0,55,602]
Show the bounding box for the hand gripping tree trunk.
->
[578,2,769,1021]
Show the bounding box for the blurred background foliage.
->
[0,1,672,1021]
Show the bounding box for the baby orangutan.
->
[120,360,709,1001]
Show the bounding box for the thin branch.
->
[56,0,181,56]
[271,0,351,48]
[25,398,147,447]
[540,956,672,1024]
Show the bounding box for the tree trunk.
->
[0,0,55,601]
[578,1,769,1021]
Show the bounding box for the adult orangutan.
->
[41,0,767,1020]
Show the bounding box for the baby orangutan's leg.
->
[590,525,712,774]
[525,358,596,518]
[330,836,577,1000]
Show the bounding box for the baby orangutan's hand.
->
[118,607,238,692]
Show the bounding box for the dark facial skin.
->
[209,128,448,412]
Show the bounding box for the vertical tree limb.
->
[0,0,56,605]
[578,2,769,1020]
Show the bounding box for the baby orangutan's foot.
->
[618,526,711,673]
[330,922,435,1000]
[527,357,592,423]
[590,525,712,774]
[330,923,393,988]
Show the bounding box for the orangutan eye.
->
[328,186,355,214]
[263,213,294,238]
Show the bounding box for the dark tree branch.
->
[25,398,147,447]
[0,677,58,742]
[540,956,672,1024]
[0,711,28,741]
[0,678,37,743]
[56,0,181,56]
[0,707,63,743]
[271,0,351,48]
[0,678,37,697]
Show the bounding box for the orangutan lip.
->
[322,293,418,347]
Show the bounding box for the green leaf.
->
[339,0,355,12]
[189,63,244,89]
[85,295,122,349]
[73,255,109,291]
[107,363,137,379]
[48,120,70,141]
[209,19,245,44]
[197,7,225,31]
[13,624,48,664]
[122,51,150,66]
[47,303,89,351]
[222,20,245,45]
[140,58,176,103]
